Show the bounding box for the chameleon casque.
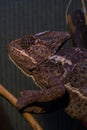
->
[8,31,87,121]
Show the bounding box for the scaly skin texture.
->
[8,31,87,121]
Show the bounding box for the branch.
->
[81,0,87,24]
[0,84,43,130]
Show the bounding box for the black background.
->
[0,0,86,130]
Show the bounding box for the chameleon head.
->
[8,32,70,76]
[8,35,50,74]
[8,34,60,75]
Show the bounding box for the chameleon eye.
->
[21,35,36,49]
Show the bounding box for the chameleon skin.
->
[8,31,87,117]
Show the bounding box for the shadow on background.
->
[0,100,13,130]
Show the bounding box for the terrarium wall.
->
[0,0,86,130]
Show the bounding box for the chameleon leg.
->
[16,80,65,113]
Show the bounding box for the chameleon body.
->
[8,31,87,121]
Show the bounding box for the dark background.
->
[0,0,86,130]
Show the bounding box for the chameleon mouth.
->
[8,40,38,80]
[8,54,32,78]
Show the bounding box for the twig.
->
[0,84,43,130]
[81,0,87,24]
[65,0,72,24]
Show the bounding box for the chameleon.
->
[8,31,87,121]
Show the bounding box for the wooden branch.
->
[0,84,43,130]
[81,0,87,24]
[65,0,72,24]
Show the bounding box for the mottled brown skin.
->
[8,31,87,120]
